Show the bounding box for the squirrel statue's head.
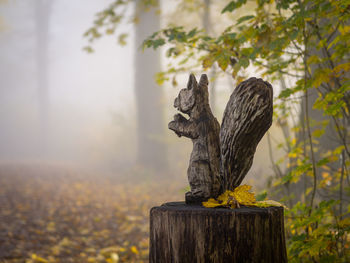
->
[174,74,209,115]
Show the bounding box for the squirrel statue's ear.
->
[187,74,197,90]
[199,74,209,89]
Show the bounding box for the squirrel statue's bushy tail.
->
[219,77,273,192]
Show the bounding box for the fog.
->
[0,1,136,170]
[0,0,281,186]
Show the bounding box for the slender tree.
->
[134,0,167,170]
[202,0,217,113]
[35,0,52,155]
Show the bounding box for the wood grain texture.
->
[149,202,287,263]
[168,74,221,203]
[220,77,273,191]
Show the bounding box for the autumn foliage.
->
[0,164,182,263]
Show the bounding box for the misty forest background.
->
[0,0,349,262]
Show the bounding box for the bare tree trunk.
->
[134,0,167,170]
[202,0,217,113]
[35,0,52,156]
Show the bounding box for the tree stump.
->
[149,202,287,263]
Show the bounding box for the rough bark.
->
[168,74,221,203]
[150,202,287,263]
[220,78,273,191]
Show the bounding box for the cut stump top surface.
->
[153,201,284,214]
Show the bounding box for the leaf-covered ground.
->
[0,164,183,263]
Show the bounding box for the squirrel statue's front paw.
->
[185,191,206,204]
[168,121,182,137]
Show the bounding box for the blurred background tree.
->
[35,0,54,156]
[85,0,168,171]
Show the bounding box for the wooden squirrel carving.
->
[169,74,221,203]
[169,74,273,204]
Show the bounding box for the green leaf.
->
[155,72,168,86]
[312,129,325,138]
[236,15,255,25]
[106,28,115,35]
[238,57,249,68]
[222,0,247,13]
[289,30,299,40]
[217,56,230,71]
[144,38,165,50]
[118,33,128,46]
[282,173,293,184]
[187,28,198,38]
[83,46,94,53]
[256,190,267,201]
[333,145,345,155]
[279,88,293,98]
[317,158,330,167]
[226,33,237,40]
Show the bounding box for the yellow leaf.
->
[312,129,325,138]
[339,218,350,228]
[217,190,239,208]
[236,76,245,85]
[291,137,296,145]
[339,25,350,35]
[288,152,297,158]
[131,246,139,255]
[202,198,222,208]
[46,221,55,232]
[203,185,286,209]
[232,185,256,205]
[31,254,48,263]
[254,200,287,208]
[202,56,214,69]
[305,187,313,196]
[217,190,231,203]
[333,62,350,74]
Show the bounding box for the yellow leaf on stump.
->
[202,185,286,209]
